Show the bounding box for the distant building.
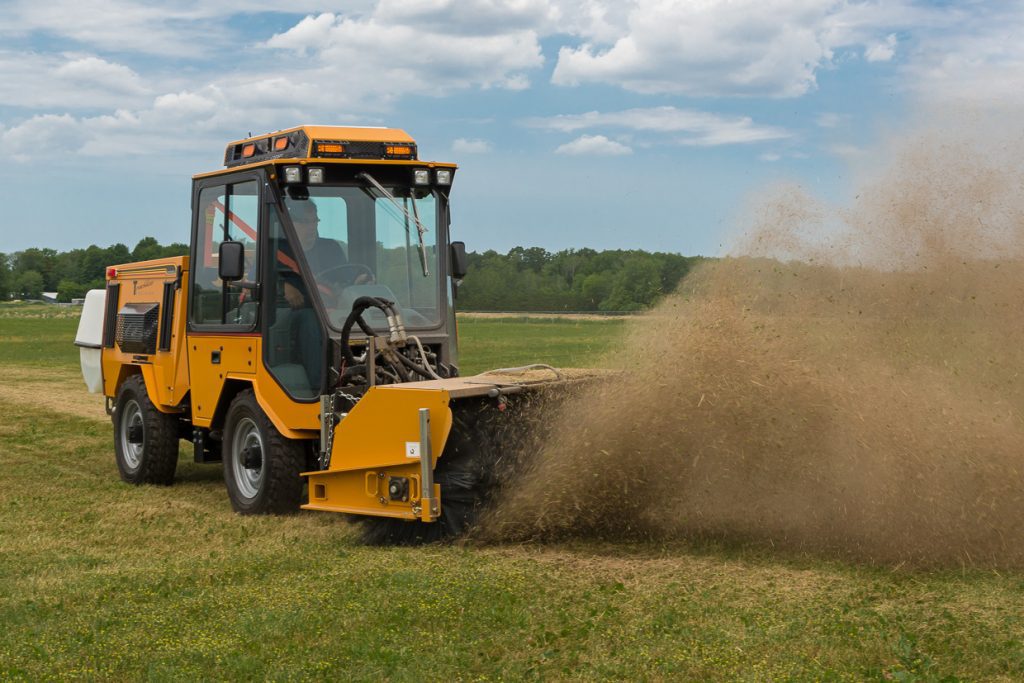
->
[41,292,59,304]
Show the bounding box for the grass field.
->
[1,303,1023,680]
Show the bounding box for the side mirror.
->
[219,241,245,282]
[450,241,468,280]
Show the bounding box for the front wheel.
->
[113,374,179,485]
[222,389,306,514]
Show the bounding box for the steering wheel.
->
[315,263,374,288]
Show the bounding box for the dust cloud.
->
[480,127,1024,567]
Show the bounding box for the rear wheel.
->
[222,389,306,514]
[113,375,179,485]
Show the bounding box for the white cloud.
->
[4,0,1024,167]
[551,0,834,97]
[263,13,337,56]
[264,11,544,100]
[528,106,791,146]
[1,114,84,162]
[898,5,1024,104]
[865,33,898,62]
[555,134,632,156]
[0,52,153,110]
[550,0,941,97]
[759,152,782,162]
[373,0,559,35]
[54,56,147,94]
[452,138,493,154]
[153,90,221,117]
[0,1,375,55]
[5,1,215,56]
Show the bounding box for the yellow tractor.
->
[74,125,564,542]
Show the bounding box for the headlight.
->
[283,166,302,183]
[435,168,452,185]
[307,167,324,184]
[412,168,430,185]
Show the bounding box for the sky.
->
[0,0,1021,257]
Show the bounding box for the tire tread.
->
[113,374,179,485]
[223,389,305,514]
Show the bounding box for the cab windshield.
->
[282,185,440,330]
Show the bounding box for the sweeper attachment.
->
[75,125,576,542]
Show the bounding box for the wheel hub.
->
[127,423,144,445]
[241,444,262,470]
[231,416,266,500]
[119,399,145,470]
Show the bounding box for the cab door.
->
[187,174,262,427]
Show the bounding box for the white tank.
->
[75,289,107,393]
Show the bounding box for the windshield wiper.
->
[357,172,430,277]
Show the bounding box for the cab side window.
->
[190,180,260,326]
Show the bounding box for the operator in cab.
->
[282,198,345,309]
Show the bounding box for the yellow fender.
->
[303,385,453,522]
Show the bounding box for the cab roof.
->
[200,125,455,179]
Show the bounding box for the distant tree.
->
[13,248,59,290]
[15,270,44,299]
[602,256,662,311]
[132,236,163,261]
[107,243,132,265]
[79,245,111,284]
[0,252,9,300]
[129,237,187,261]
[163,242,190,257]
[579,271,614,309]
[57,279,87,303]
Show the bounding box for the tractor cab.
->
[192,126,466,402]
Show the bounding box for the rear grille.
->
[116,303,159,354]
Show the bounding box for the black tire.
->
[222,389,306,514]
[113,374,180,485]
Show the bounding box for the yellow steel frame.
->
[303,386,454,522]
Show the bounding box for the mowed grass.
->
[456,316,627,375]
[2,305,1024,680]
[0,304,81,368]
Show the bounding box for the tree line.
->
[0,240,705,311]
[0,238,189,302]
[459,247,706,311]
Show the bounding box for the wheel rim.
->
[231,417,265,500]
[120,399,144,470]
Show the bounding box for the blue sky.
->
[0,1,1019,256]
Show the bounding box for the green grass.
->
[456,317,626,374]
[1,306,1023,680]
[0,304,81,369]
